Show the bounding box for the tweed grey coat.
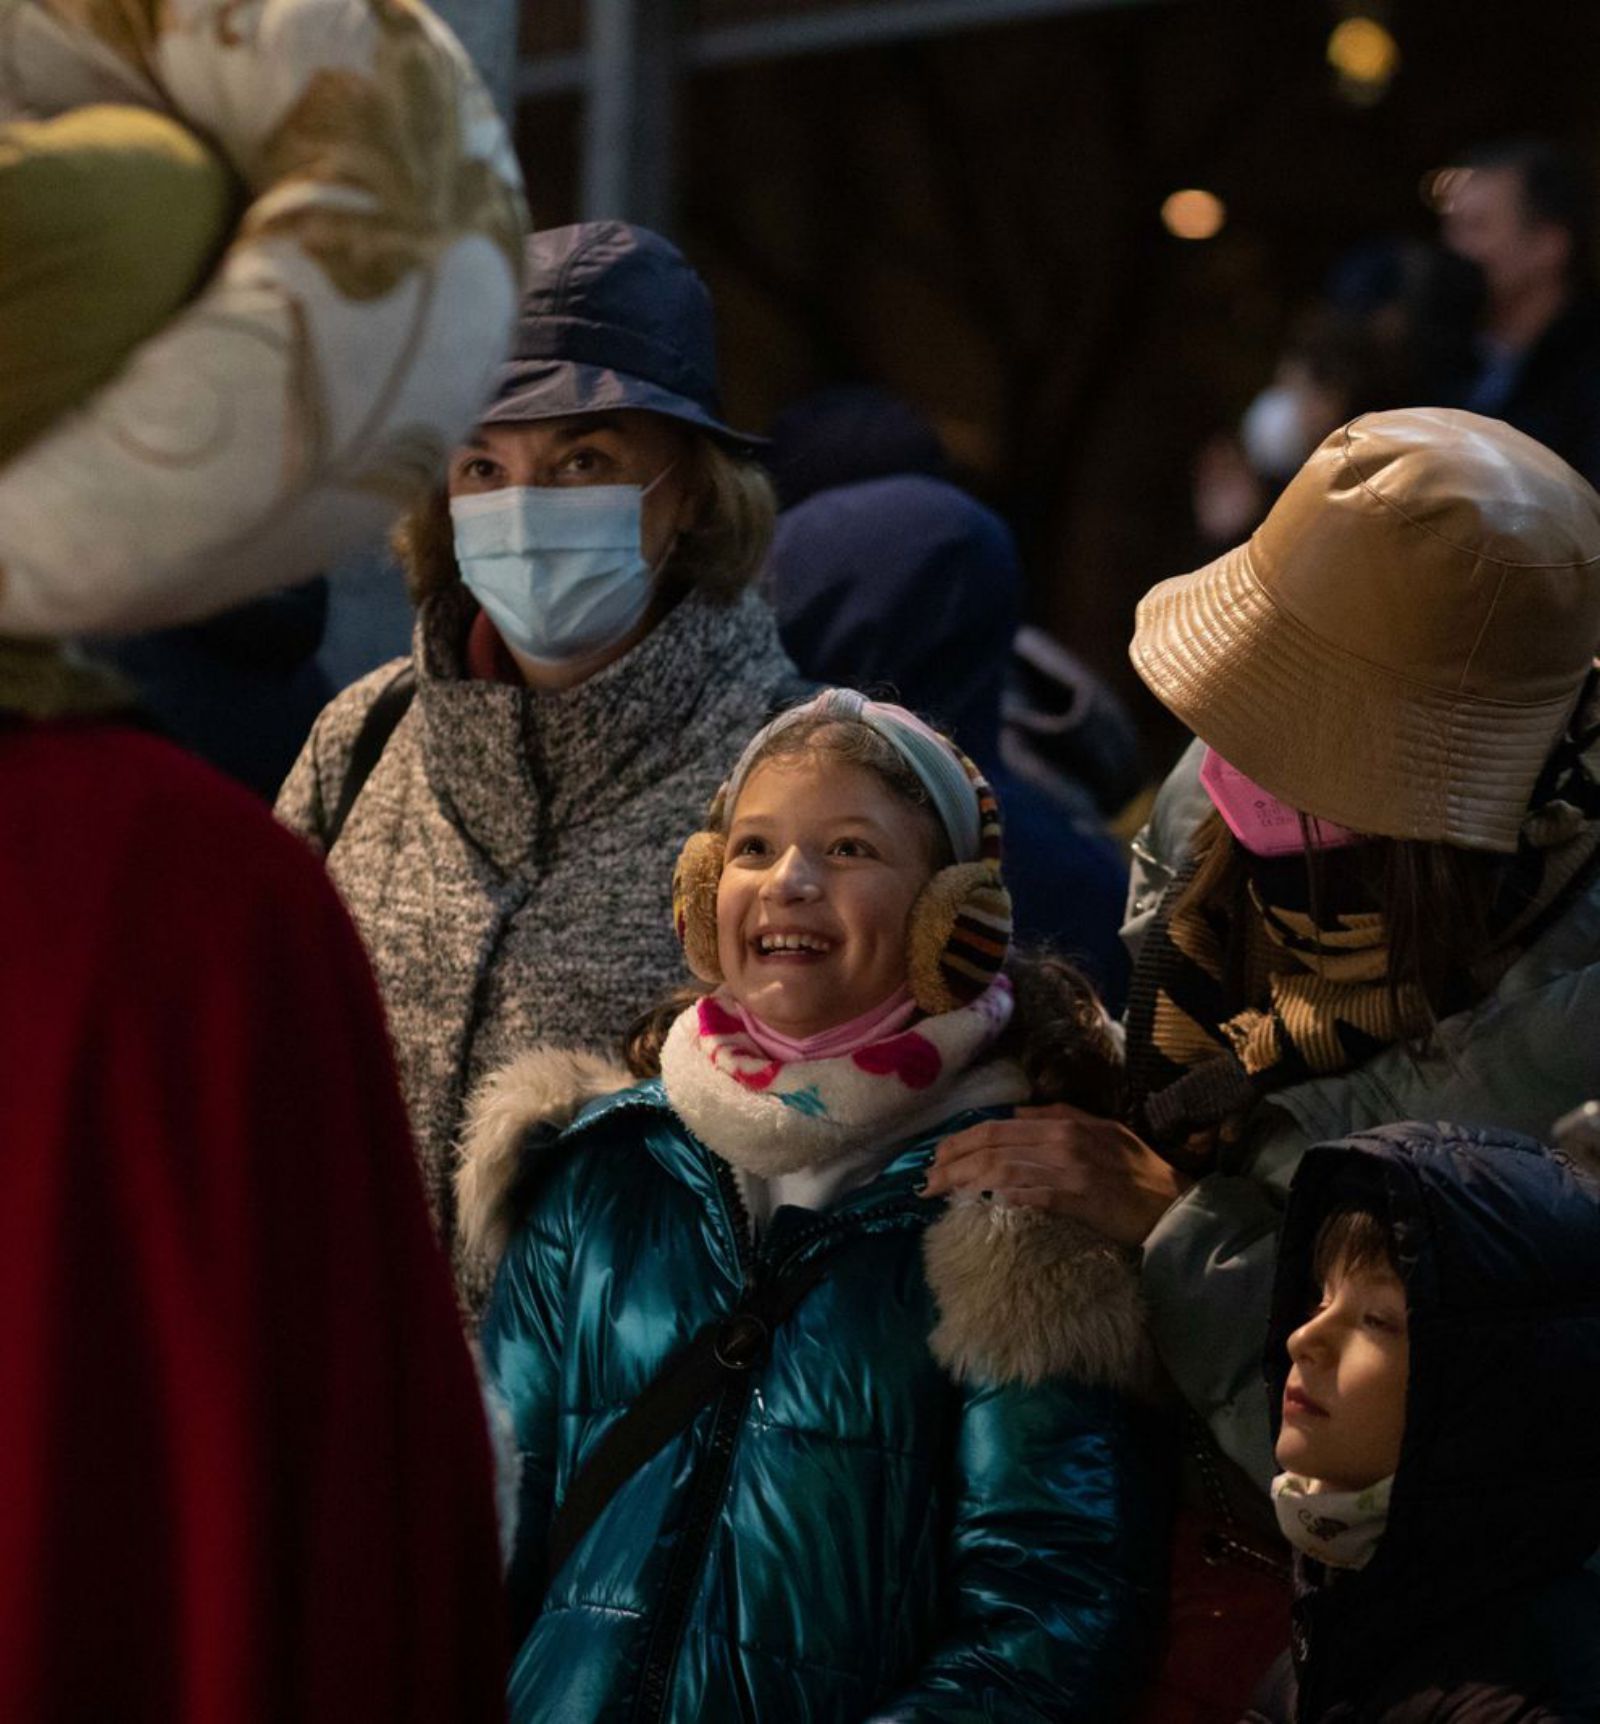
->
[277,583,805,1309]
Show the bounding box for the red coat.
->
[0,722,505,1721]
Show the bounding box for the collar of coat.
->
[455,1043,1152,1397]
[412,584,802,873]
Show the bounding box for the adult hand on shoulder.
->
[921,1104,1194,1248]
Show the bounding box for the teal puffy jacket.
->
[475,1067,1167,1723]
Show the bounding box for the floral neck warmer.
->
[1272,1472,1393,1571]
[659,977,1022,1177]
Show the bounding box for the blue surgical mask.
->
[449,469,675,664]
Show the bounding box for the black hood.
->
[1267,1122,1600,1700]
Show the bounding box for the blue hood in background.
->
[767,472,1021,766]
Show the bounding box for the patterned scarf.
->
[1128,678,1600,1167]
[1272,1473,1392,1571]
[658,978,1021,1177]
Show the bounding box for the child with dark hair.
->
[1244,1121,1600,1723]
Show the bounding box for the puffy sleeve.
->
[1121,736,1210,970]
[869,1378,1168,1722]
[1140,1170,1291,1492]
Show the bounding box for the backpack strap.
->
[323,663,416,850]
[543,1242,847,1592]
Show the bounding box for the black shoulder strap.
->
[542,1247,838,1594]
[323,664,416,850]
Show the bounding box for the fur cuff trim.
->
[924,1201,1151,1393]
[456,1044,632,1277]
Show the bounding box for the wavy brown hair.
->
[1176,808,1518,1032]
[393,433,776,607]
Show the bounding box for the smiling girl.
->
[456,689,1166,1723]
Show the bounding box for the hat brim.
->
[480,357,767,455]
[1130,540,1578,852]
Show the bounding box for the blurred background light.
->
[1328,15,1400,104]
[1161,187,1227,241]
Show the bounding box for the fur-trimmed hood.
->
[456,1044,635,1277]
[457,1044,1150,1396]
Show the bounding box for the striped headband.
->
[720,688,1003,869]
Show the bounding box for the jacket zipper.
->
[630,1164,925,1722]
[630,1158,754,1724]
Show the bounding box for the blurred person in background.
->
[278,222,806,1313]
[1193,242,1480,550]
[1192,308,1374,550]
[1440,136,1600,487]
[765,384,1132,1008]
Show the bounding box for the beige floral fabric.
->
[0,0,526,636]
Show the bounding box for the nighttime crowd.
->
[4,3,1600,1722]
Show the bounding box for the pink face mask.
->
[1199,748,1366,857]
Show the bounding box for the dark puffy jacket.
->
[1243,1122,1600,1724]
[473,1059,1167,1723]
[765,472,1131,1007]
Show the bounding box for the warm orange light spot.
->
[1161,188,1227,241]
[1327,16,1400,86]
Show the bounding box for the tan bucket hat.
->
[1132,408,1600,852]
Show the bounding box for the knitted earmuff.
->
[670,721,1013,1018]
[904,761,1012,1014]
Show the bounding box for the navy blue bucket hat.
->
[482,222,763,452]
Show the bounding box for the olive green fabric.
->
[0,638,132,720]
[0,104,236,467]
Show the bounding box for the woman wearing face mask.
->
[278,222,806,1312]
[925,408,1600,1497]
